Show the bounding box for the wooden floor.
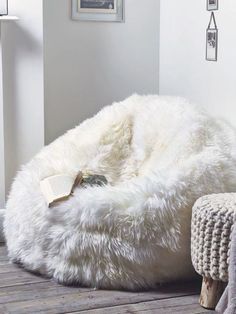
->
[0,245,214,314]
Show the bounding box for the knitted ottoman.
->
[191,193,236,309]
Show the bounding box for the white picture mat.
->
[78,0,117,14]
[72,0,124,22]
[0,0,8,15]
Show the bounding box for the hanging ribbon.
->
[207,12,218,30]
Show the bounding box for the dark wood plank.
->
[0,246,205,314]
[0,284,200,314]
[0,262,24,273]
[0,282,92,304]
[0,267,51,288]
[71,295,214,314]
[0,293,209,314]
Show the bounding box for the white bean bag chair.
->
[4,95,236,290]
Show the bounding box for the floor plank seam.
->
[0,280,51,289]
[64,293,200,314]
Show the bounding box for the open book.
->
[40,172,83,206]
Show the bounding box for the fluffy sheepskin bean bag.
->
[4,95,236,290]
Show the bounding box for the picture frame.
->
[0,0,8,16]
[206,12,218,61]
[207,0,218,11]
[72,0,124,22]
[206,29,218,61]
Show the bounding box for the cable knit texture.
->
[4,95,236,290]
[191,193,236,282]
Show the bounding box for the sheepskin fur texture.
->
[4,95,236,290]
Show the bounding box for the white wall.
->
[159,0,236,127]
[0,0,160,203]
[44,0,160,144]
[2,0,44,198]
[0,25,5,207]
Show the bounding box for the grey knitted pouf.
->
[191,193,236,309]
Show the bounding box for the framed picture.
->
[206,12,218,61]
[72,0,124,22]
[207,0,218,11]
[206,29,218,61]
[0,0,8,15]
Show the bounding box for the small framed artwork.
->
[72,0,124,22]
[0,0,8,15]
[206,12,218,61]
[207,0,218,11]
[206,29,218,61]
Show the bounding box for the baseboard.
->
[0,209,5,243]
